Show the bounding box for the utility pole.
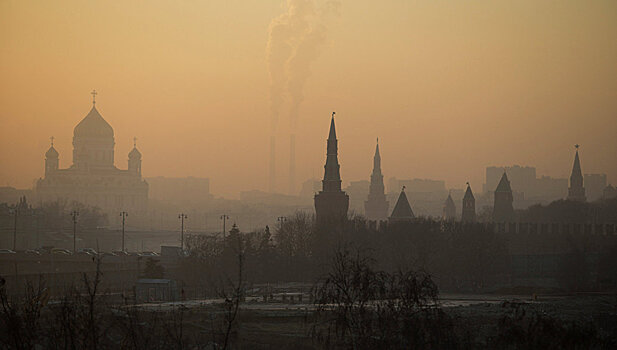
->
[11,208,18,251]
[71,211,79,253]
[220,214,230,238]
[120,211,128,252]
[178,213,188,250]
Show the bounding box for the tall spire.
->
[328,112,337,140]
[373,138,381,174]
[567,144,586,201]
[365,137,388,221]
[315,112,349,223]
[322,112,342,192]
[91,89,97,106]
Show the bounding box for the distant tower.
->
[443,192,456,220]
[314,113,349,222]
[364,138,389,221]
[567,144,586,202]
[461,183,476,223]
[128,137,142,176]
[45,136,59,176]
[493,172,514,222]
[389,186,414,222]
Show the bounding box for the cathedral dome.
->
[45,145,59,158]
[73,106,114,138]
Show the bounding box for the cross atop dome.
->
[50,136,55,147]
[133,137,137,148]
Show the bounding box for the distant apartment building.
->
[484,165,567,202]
[0,187,33,206]
[584,174,607,202]
[344,180,370,214]
[484,166,536,196]
[299,178,321,198]
[388,178,446,194]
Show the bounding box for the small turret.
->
[128,137,142,176]
[493,172,514,222]
[567,144,586,202]
[443,192,456,220]
[45,136,59,176]
[461,183,476,222]
[389,186,414,222]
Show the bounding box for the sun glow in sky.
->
[1,0,616,197]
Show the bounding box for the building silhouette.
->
[364,139,389,221]
[584,173,607,202]
[314,114,349,222]
[443,192,456,220]
[461,183,476,222]
[36,92,148,215]
[389,187,414,222]
[567,145,586,202]
[493,172,514,222]
[604,185,617,200]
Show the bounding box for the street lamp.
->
[120,211,128,252]
[178,213,188,250]
[10,208,18,251]
[71,211,79,253]
[220,214,230,238]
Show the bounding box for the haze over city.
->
[1,0,616,198]
[1,2,617,348]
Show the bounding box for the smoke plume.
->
[266,0,340,193]
[267,0,340,131]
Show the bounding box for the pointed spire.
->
[322,112,342,192]
[374,138,380,158]
[328,112,337,140]
[495,172,512,193]
[91,89,97,106]
[372,138,381,174]
[571,145,582,179]
[390,186,414,220]
[567,144,586,201]
[463,182,474,200]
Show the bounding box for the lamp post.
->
[10,208,18,251]
[120,211,128,252]
[220,214,230,238]
[71,211,79,253]
[178,213,188,250]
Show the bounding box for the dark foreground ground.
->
[127,294,617,349]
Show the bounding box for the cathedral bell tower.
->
[45,136,59,176]
[128,137,142,176]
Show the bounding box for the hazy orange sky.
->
[1,0,616,198]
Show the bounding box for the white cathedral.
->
[36,92,148,215]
